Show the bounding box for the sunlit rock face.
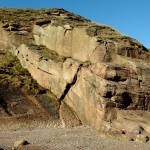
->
[0,8,150,139]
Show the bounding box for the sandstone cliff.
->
[0,8,150,141]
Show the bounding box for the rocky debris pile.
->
[0,8,150,140]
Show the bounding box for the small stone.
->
[145,136,150,142]
[13,140,30,150]
[64,24,73,30]
[121,130,126,135]
[132,126,144,135]
[136,135,150,143]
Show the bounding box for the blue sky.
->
[0,0,150,48]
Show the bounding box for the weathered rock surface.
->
[0,8,150,139]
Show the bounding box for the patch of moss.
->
[86,25,122,38]
[29,44,66,62]
[0,8,90,31]
[0,51,46,95]
[0,51,15,68]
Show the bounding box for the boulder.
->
[135,134,149,143]
[13,140,30,150]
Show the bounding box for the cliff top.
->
[0,8,124,39]
[0,8,90,30]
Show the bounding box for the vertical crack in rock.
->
[64,29,70,36]
[59,64,82,101]
[103,40,112,62]
[64,27,73,36]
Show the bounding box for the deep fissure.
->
[59,64,82,101]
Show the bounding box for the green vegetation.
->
[0,51,59,119]
[0,8,90,32]
[0,51,46,95]
[29,44,66,62]
[86,25,122,38]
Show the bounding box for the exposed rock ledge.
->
[0,8,150,140]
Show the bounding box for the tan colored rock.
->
[64,24,73,30]
[33,25,98,62]
[64,62,150,133]
[64,67,117,129]
[33,24,150,63]
[15,42,150,133]
[15,44,80,98]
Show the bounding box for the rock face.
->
[0,8,150,138]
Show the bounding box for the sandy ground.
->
[0,126,150,150]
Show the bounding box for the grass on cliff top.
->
[0,8,131,41]
[0,8,90,27]
[0,8,123,38]
[86,24,122,38]
[0,51,46,95]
